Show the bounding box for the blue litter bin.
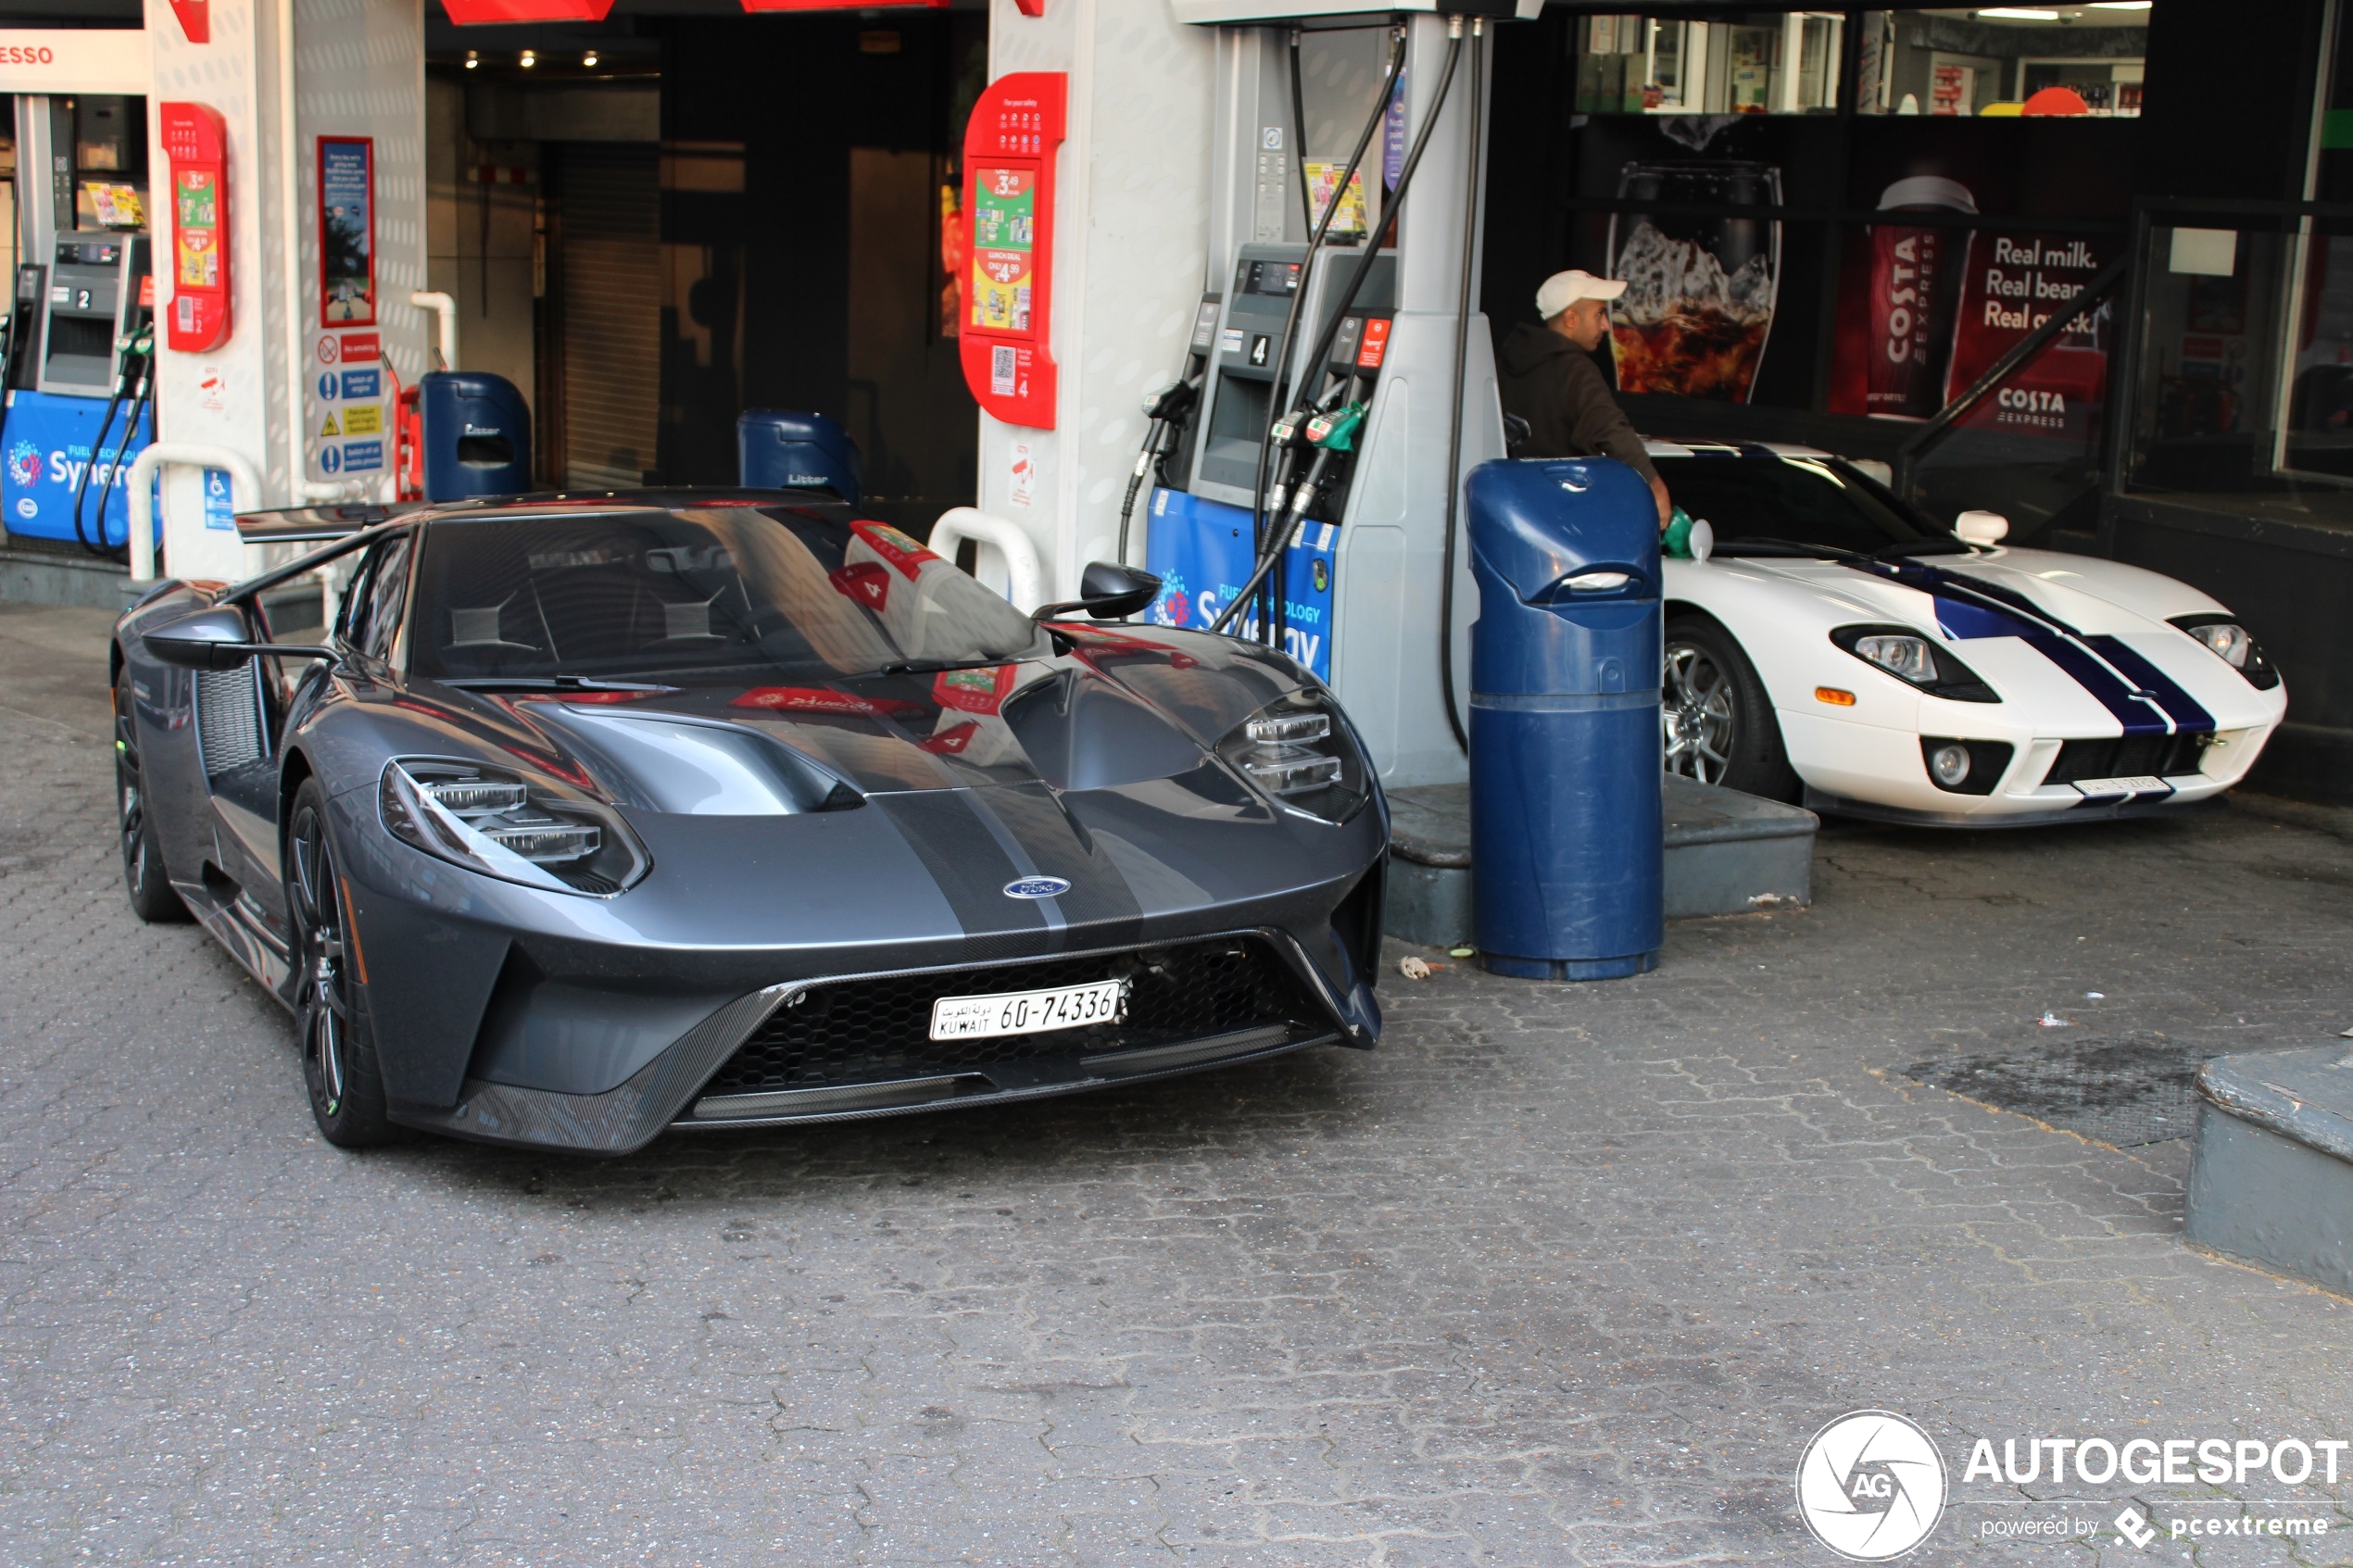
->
[1466,458,1664,981]
[420,371,533,501]
[737,408,862,506]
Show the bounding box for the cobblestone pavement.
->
[3,611,2351,1566]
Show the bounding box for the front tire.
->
[1662,616,1800,801]
[116,674,190,923]
[285,779,400,1148]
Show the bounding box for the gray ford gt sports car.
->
[113,492,1388,1156]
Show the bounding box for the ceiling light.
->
[1976,6,2060,16]
[519,48,536,67]
[464,49,479,69]
[582,49,598,66]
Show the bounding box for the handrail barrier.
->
[125,445,265,585]
[930,507,1046,613]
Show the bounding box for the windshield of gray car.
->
[406,506,1049,683]
[1655,455,1968,558]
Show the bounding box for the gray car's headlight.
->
[1216,690,1368,823]
[380,758,651,896]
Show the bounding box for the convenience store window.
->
[1856,6,2150,118]
[1574,13,1846,115]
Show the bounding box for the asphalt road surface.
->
[3,602,2349,1565]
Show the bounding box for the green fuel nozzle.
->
[1304,401,1366,452]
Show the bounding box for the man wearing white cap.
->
[1498,269,1671,528]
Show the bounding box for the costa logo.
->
[0,45,57,66]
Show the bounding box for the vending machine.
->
[1139,8,1516,790]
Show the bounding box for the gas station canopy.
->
[437,0,948,19]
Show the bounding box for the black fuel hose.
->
[1256,22,1406,644]
[1214,20,1466,637]
[1435,19,1482,755]
[94,358,156,564]
[1288,28,1314,238]
[73,376,132,557]
[74,321,154,556]
[1211,24,1408,639]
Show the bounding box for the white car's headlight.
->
[1831,624,1998,702]
[2170,614,2281,690]
[1216,690,1368,823]
[2185,621,2249,667]
[380,758,651,896]
[1853,633,1935,684]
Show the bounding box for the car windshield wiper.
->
[441,674,681,693]
[1710,536,1866,559]
[875,658,1017,677]
[1709,536,1967,561]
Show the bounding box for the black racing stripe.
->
[2023,631,2168,735]
[1853,557,2187,734]
[2088,634,2216,734]
[973,782,1147,942]
[874,791,1048,936]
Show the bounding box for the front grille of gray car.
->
[698,935,1327,1099]
[195,666,266,777]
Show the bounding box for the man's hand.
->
[1650,474,1672,532]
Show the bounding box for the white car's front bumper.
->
[1778,708,2281,826]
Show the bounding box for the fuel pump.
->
[1145,7,1512,789]
[1115,295,1222,566]
[0,94,160,553]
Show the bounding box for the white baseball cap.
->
[1536,269,1628,320]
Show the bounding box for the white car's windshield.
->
[1658,456,1969,558]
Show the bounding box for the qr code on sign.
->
[990,344,1016,396]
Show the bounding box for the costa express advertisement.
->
[1828,132,2127,439]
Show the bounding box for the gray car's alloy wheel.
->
[1662,616,1799,801]
[286,779,399,1148]
[115,674,189,924]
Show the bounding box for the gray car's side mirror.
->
[145,606,336,670]
[1035,560,1164,622]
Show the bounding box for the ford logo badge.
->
[1002,876,1071,899]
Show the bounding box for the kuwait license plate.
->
[929,977,1128,1041]
[2073,775,2171,797]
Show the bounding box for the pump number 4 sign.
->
[959,73,1063,430]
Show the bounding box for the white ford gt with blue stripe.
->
[1652,441,2285,826]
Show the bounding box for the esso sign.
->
[0,31,148,94]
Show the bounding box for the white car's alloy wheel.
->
[1663,643,1736,784]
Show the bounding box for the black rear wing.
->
[233,501,432,544]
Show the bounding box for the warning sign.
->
[307,328,390,484]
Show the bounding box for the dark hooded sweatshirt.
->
[1495,321,1662,487]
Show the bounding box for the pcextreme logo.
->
[1796,1411,1948,1560]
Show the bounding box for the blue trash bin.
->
[1466,458,1664,981]
[737,408,862,506]
[420,371,533,501]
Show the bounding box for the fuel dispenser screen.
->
[1239,259,1299,296]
